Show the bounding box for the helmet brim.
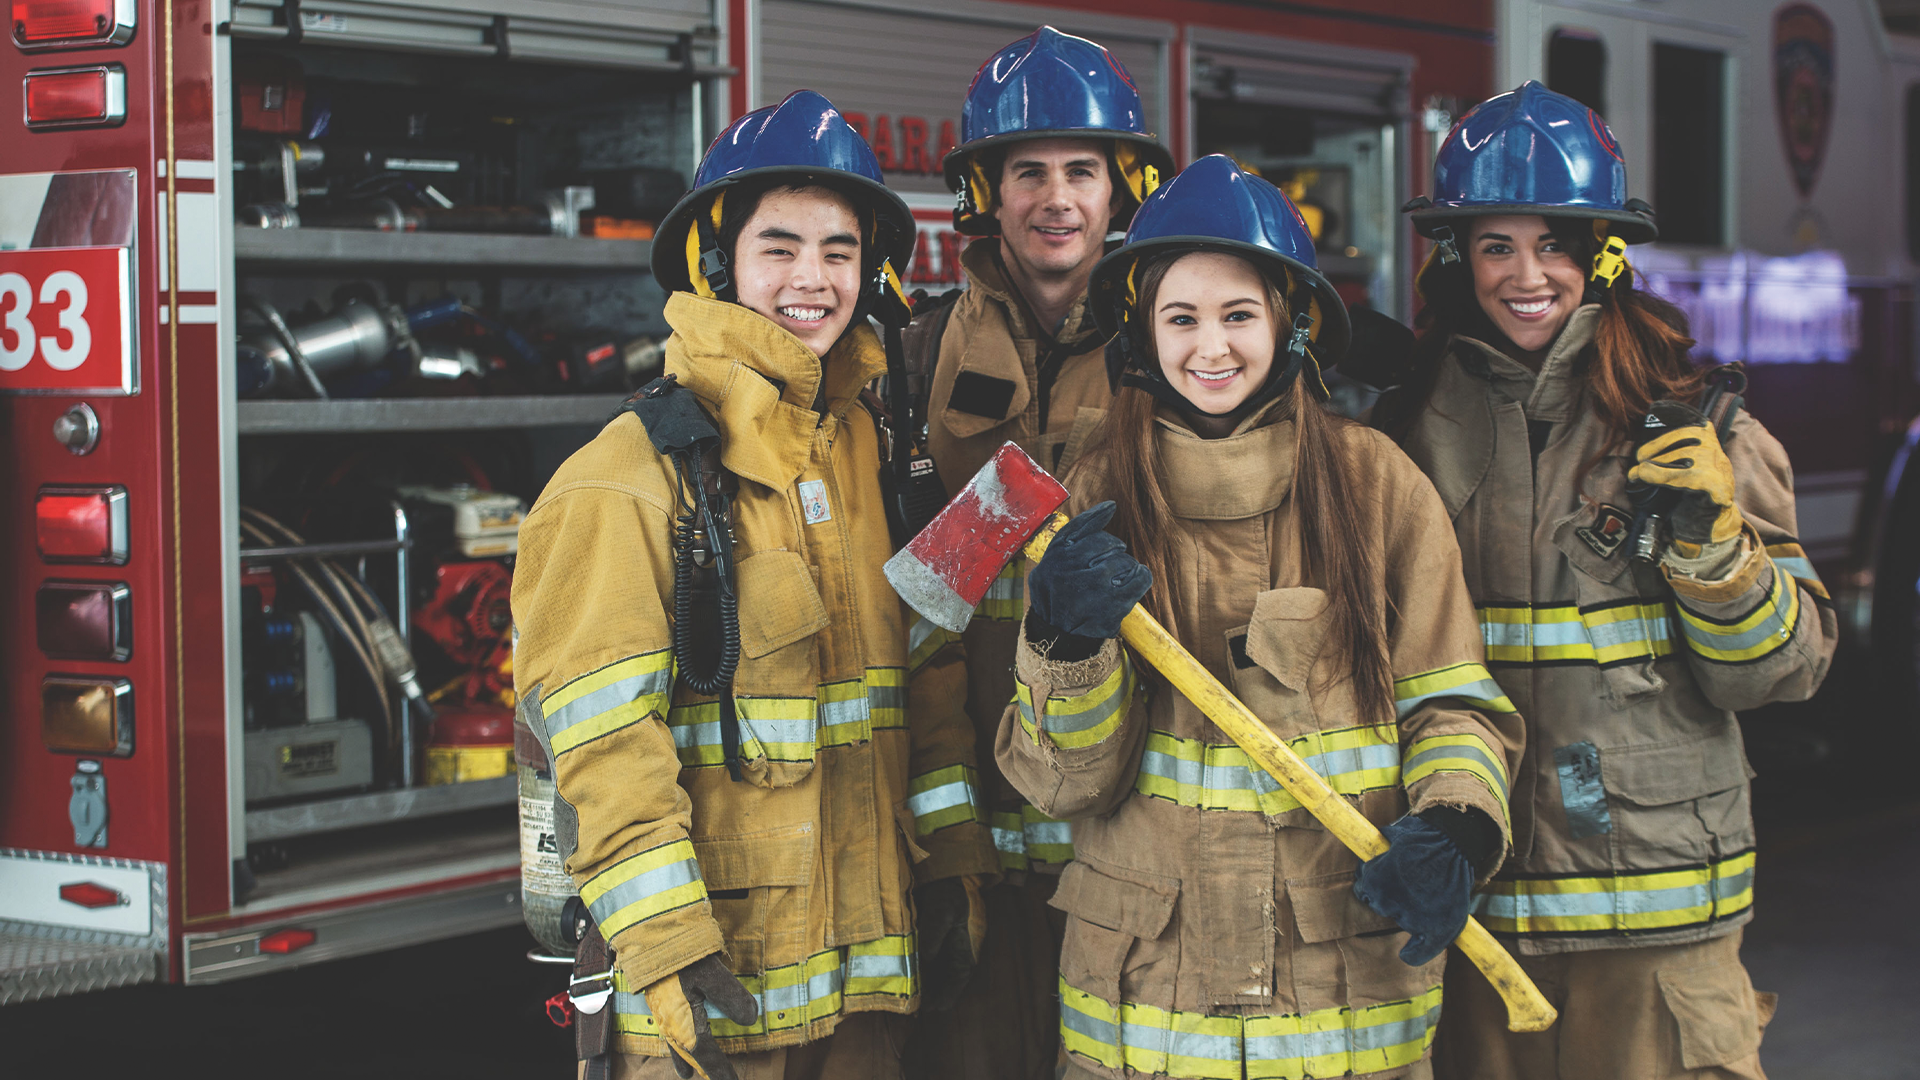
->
[1409,204,1658,245]
[651,166,917,292]
[1089,236,1353,367]
[942,131,1176,237]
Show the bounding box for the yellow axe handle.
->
[1022,514,1556,1034]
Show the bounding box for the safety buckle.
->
[1590,235,1629,288]
[1287,312,1314,357]
[1432,225,1461,266]
[569,972,613,1015]
[699,246,731,295]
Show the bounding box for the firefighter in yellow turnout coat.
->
[1382,84,1837,1079]
[513,92,996,1079]
[998,156,1524,1080]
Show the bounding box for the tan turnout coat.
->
[1397,306,1838,957]
[997,403,1525,1080]
[913,237,1116,871]
[512,294,997,1057]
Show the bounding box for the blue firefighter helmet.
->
[653,90,915,323]
[1407,81,1656,245]
[943,26,1175,236]
[1090,154,1350,405]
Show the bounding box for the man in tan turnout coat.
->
[900,26,1177,1079]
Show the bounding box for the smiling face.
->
[1468,214,1588,355]
[995,137,1123,281]
[1149,251,1278,416]
[731,185,863,357]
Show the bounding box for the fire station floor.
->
[1,711,1917,1077]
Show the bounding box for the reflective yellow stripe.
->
[1479,600,1675,667]
[1135,724,1400,816]
[579,838,707,941]
[1059,977,1442,1079]
[663,667,906,769]
[988,806,1075,868]
[908,764,985,836]
[1015,654,1134,749]
[1022,805,1074,865]
[908,617,958,673]
[1392,661,1515,719]
[610,933,918,1042]
[1403,733,1510,824]
[1766,543,1829,600]
[977,560,1026,621]
[543,650,673,756]
[990,810,1029,871]
[1472,849,1755,936]
[1676,566,1799,663]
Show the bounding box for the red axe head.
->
[883,442,1068,632]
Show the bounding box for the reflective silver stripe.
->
[1403,740,1510,800]
[907,780,976,820]
[1023,818,1072,848]
[1771,555,1821,587]
[993,826,1026,855]
[547,663,672,738]
[585,856,702,930]
[1472,866,1754,921]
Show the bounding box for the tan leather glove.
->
[640,953,759,1080]
[1627,401,1742,553]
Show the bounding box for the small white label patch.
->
[798,479,831,524]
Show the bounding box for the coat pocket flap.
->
[1243,587,1331,692]
[735,549,831,660]
[1658,957,1764,1069]
[1049,858,1178,941]
[1601,726,1752,807]
[1287,870,1399,944]
[693,823,815,890]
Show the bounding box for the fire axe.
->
[883,442,1557,1034]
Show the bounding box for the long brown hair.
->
[1374,220,1702,446]
[1074,254,1396,726]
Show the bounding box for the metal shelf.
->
[245,775,517,843]
[237,393,627,435]
[233,228,652,271]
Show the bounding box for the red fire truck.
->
[3,0,1916,1002]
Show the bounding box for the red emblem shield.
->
[1774,3,1835,199]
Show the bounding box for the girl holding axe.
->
[993,153,1526,1080]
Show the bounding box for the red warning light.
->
[36,486,129,565]
[24,65,125,129]
[258,928,317,954]
[12,0,136,50]
[58,881,127,909]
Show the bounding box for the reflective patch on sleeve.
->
[1551,740,1611,840]
[1014,653,1134,749]
[908,618,959,673]
[543,650,674,756]
[1676,565,1800,664]
[1765,543,1829,601]
[977,561,1026,622]
[907,764,986,837]
[1404,733,1510,818]
[580,837,707,941]
[1392,662,1517,720]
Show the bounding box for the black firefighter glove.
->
[914,875,988,1013]
[639,953,760,1080]
[1025,502,1154,661]
[1352,806,1501,966]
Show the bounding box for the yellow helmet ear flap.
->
[1112,141,1161,204]
[683,190,727,299]
[966,158,994,221]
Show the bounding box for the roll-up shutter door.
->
[1190,28,1408,120]
[228,0,724,72]
[758,0,1168,195]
